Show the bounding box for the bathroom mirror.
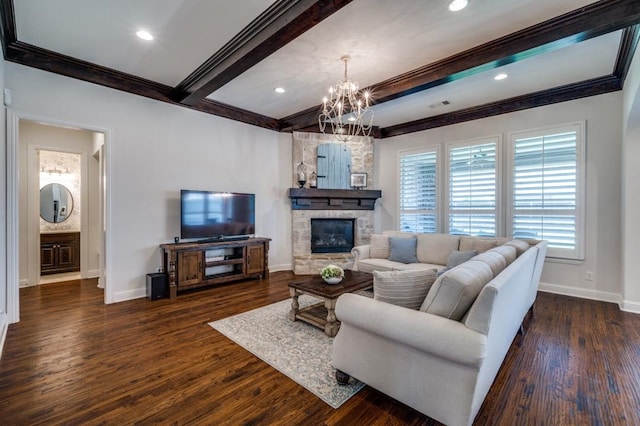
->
[40,183,74,223]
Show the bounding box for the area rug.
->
[208,295,365,408]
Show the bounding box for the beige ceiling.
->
[8,0,630,130]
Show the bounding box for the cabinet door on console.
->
[178,251,202,286]
[245,245,264,275]
[58,243,78,269]
[41,244,57,270]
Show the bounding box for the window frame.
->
[396,145,442,234]
[506,121,586,260]
[444,135,503,238]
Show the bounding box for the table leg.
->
[324,298,338,337]
[288,288,299,321]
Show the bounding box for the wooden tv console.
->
[160,237,270,298]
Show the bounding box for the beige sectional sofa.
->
[333,232,547,426]
[351,231,511,273]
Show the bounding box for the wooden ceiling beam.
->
[281,0,640,132]
[381,75,621,138]
[173,0,353,105]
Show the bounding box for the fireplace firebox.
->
[310,218,356,254]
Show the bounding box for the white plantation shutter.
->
[447,139,498,236]
[399,149,438,233]
[509,123,584,259]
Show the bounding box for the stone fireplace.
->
[291,131,379,274]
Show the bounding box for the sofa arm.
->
[335,293,487,368]
[351,244,371,262]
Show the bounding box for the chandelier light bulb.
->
[449,0,469,12]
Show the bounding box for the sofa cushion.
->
[373,269,438,310]
[447,250,479,268]
[357,258,443,273]
[420,260,493,320]
[459,237,501,253]
[488,245,517,265]
[416,233,461,265]
[389,236,418,263]
[504,239,530,257]
[472,251,507,276]
[369,234,390,259]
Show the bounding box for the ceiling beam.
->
[3,41,281,130]
[173,0,353,106]
[380,75,621,138]
[614,25,640,84]
[280,0,640,132]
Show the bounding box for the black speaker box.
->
[146,273,168,300]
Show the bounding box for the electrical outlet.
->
[585,271,594,281]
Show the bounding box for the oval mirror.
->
[40,183,74,223]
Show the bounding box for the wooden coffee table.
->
[287,270,373,337]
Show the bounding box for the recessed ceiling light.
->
[449,0,469,12]
[274,87,286,94]
[494,73,509,81]
[136,30,154,41]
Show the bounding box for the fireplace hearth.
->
[311,218,355,254]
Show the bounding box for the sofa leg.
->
[336,369,351,385]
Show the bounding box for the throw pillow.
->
[388,236,418,263]
[446,250,478,268]
[420,260,493,320]
[369,234,390,259]
[374,269,438,310]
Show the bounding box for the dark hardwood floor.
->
[1,272,639,425]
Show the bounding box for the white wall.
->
[622,48,640,312]
[375,92,623,303]
[0,46,7,332]
[6,63,293,303]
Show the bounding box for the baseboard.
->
[538,282,621,305]
[0,312,8,359]
[86,269,100,279]
[620,300,640,314]
[269,263,293,273]
[19,278,29,288]
[113,287,147,303]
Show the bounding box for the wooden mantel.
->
[288,188,382,210]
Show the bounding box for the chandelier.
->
[319,56,374,142]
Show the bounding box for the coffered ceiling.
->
[1,0,639,138]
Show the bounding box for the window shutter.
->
[512,129,579,254]
[448,141,497,236]
[399,150,437,233]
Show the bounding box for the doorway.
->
[7,111,112,323]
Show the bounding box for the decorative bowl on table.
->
[321,264,345,285]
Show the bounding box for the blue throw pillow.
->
[388,236,418,264]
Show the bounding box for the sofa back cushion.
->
[459,237,505,253]
[389,236,418,263]
[504,239,530,257]
[472,251,507,276]
[420,260,493,320]
[416,233,461,265]
[374,269,438,310]
[369,234,390,259]
[488,245,517,265]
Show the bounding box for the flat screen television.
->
[180,190,255,241]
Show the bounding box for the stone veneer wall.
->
[291,132,375,274]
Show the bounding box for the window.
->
[398,148,438,233]
[446,137,500,237]
[508,122,584,259]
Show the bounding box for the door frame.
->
[6,110,113,323]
